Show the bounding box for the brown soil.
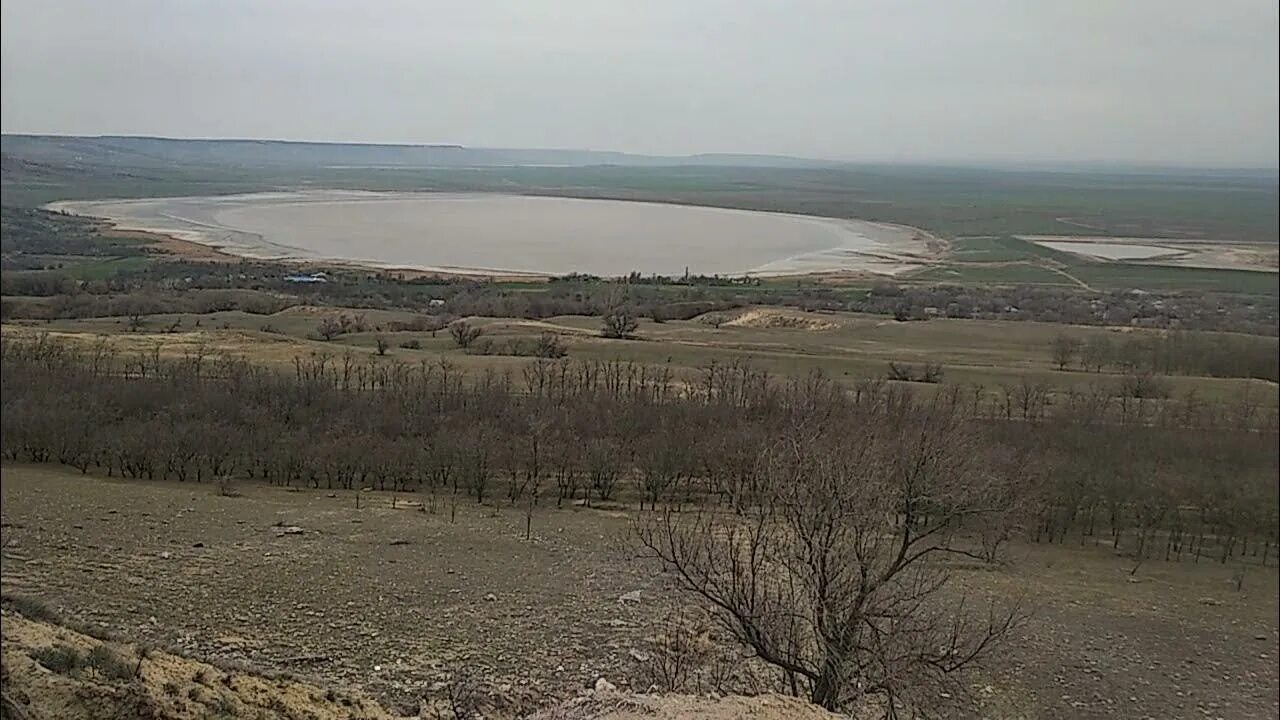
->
[97,224,235,264]
[2,464,1276,719]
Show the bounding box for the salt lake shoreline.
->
[47,190,941,280]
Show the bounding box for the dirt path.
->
[1044,262,1094,290]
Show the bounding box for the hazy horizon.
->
[3,1,1277,168]
[7,131,1280,173]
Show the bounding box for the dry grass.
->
[1,610,406,720]
[721,308,839,331]
[8,303,1274,407]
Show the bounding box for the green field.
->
[1070,262,1280,294]
[918,235,1279,295]
[908,263,1077,286]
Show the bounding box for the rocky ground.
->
[1,608,834,720]
[1,465,676,716]
[2,464,1277,718]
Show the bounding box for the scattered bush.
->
[31,644,85,674]
[463,333,568,358]
[886,361,944,383]
[399,339,422,350]
[315,313,370,341]
[387,315,450,333]
[2,593,62,623]
[87,644,135,681]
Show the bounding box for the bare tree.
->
[585,437,623,503]
[1080,334,1112,373]
[316,316,344,341]
[449,321,483,349]
[1049,333,1082,371]
[374,335,390,356]
[534,332,568,358]
[634,397,1029,714]
[1118,370,1170,399]
[601,308,639,339]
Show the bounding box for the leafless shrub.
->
[887,361,944,383]
[634,395,1032,713]
[429,670,485,720]
[1118,370,1170,399]
[449,321,484,348]
[534,332,568,358]
[601,309,638,339]
[316,313,370,341]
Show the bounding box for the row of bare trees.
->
[1048,329,1278,381]
[3,335,1274,562]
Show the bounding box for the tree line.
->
[1048,329,1278,381]
[2,334,1274,562]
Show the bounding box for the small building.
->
[284,272,328,284]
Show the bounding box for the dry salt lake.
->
[49,191,931,277]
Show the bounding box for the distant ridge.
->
[0,134,840,170]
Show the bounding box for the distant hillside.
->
[0,134,839,171]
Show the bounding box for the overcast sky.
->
[2,1,1277,167]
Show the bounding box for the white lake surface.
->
[50,191,930,277]
[1031,240,1185,260]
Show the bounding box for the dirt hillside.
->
[722,308,839,331]
[2,604,839,720]
[0,607,406,720]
